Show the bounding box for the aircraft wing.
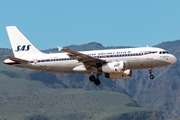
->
[62,48,106,70]
[5,56,29,63]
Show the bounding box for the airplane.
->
[4,26,177,85]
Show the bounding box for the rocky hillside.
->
[116,40,180,119]
[0,47,163,119]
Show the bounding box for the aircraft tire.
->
[94,79,101,85]
[89,75,96,82]
[150,75,154,79]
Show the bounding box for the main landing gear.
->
[149,68,154,79]
[89,74,101,85]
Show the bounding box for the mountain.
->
[0,40,180,119]
[116,40,180,119]
[0,58,163,120]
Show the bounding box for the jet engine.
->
[104,69,132,79]
[101,61,125,73]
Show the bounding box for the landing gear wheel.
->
[89,75,95,82]
[89,73,102,85]
[149,68,154,80]
[150,75,154,79]
[94,79,101,86]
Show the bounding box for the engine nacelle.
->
[105,69,132,79]
[101,62,125,73]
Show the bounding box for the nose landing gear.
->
[149,68,154,79]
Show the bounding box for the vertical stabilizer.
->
[6,26,43,57]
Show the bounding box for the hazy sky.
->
[0,1,180,50]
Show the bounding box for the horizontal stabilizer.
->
[4,56,29,63]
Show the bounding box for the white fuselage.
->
[4,26,177,85]
[6,47,176,74]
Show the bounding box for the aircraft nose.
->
[169,54,177,64]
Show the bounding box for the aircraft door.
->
[39,55,47,67]
[147,54,153,60]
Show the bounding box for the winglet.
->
[57,46,62,51]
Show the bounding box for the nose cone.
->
[169,54,177,64]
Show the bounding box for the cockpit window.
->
[159,51,168,54]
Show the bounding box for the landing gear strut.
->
[149,68,154,79]
[89,74,101,85]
